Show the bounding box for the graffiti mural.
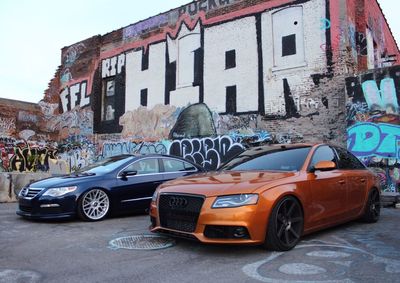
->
[9,143,58,172]
[57,137,97,172]
[347,123,400,159]
[229,130,272,146]
[101,141,168,158]
[2,0,399,189]
[59,108,93,138]
[60,81,90,113]
[346,65,400,192]
[92,0,329,131]
[169,136,244,170]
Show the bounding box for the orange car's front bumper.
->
[149,196,270,244]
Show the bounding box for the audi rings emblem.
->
[169,196,188,208]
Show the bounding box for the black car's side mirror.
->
[310,161,336,173]
[120,170,138,179]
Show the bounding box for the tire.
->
[264,196,304,251]
[361,189,380,223]
[77,189,110,221]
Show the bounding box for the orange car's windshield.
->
[220,146,312,172]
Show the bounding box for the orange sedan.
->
[149,144,381,251]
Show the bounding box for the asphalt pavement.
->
[0,203,399,283]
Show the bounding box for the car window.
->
[220,147,311,172]
[124,158,160,175]
[184,162,197,171]
[308,146,336,170]
[162,159,186,172]
[162,159,197,172]
[334,147,366,169]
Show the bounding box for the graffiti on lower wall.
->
[347,123,400,159]
[100,141,168,158]
[345,66,400,192]
[169,136,244,170]
[57,137,97,172]
[100,135,244,171]
[0,141,58,172]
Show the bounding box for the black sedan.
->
[17,154,204,221]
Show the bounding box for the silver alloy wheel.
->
[81,189,110,220]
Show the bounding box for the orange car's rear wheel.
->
[361,189,380,223]
[264,196,304,251]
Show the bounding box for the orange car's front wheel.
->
[264,196,304,251]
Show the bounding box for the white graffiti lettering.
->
[60,81,90,113]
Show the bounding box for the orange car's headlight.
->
[212,194,258,208]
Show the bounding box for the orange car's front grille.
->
[158,194,205,233]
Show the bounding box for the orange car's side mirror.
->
[310,161,336,172]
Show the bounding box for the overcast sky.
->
[0,0,398,104]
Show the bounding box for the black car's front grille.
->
[19,187,43,199]
[158,194,205,233]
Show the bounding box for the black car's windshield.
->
[220,146,311,172]
[78,155,136,174]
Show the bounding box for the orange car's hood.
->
[158,170,297,197]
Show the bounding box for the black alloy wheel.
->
[264,196,304,251]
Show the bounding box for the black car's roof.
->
[110,153,200,166]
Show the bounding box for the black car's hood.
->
[29,173,100,188]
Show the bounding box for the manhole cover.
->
[109,235,175,250]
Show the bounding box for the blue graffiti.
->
[347,122,400,159]
[320,18,331,30]
[229,130,272,145]
[361,78,399,112]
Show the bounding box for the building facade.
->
[0,0,399,189]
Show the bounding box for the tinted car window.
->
[163,159,186,172]
[309,146,336,169]
[125,158,159,175]
[220,147,311,172]
[334,147,366,169]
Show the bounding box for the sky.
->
[0,0,399,104]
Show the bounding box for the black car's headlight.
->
[42,186,77,197]
[212,194,258,208]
